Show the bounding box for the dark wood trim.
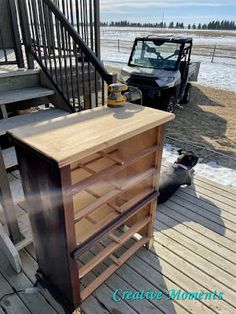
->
[72,190,159,258]
[14,143,78,308]
[60,165,81,306]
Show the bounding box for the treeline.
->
[101,20,236,30]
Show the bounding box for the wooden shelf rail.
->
[74,168,156,223]
[70,145,159,195]
[77,216,151,279]
[80,236,149,301]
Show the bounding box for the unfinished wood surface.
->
[0,87,54,105]
[8,103,174,167]
[71,144,158,192]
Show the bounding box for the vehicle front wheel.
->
[162,95,176,113]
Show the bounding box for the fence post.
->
[211,45,216,63]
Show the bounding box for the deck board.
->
[172,192,236,224]
[0,161,236,313]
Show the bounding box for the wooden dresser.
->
[8,103,174,311]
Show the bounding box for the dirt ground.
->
[106,65,236,168]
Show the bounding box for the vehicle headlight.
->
[167,76,175,82]
[155,76,175,88]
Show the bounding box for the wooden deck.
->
[0,163,236,313]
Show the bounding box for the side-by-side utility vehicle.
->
[120,36,200,112]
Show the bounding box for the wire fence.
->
[101,39,236,65]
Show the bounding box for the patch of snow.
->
[162,144,236,189]
[101,27,236,92]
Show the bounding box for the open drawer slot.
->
[75,216,150,302]
[73,177,156,244]
[70,141,158,195]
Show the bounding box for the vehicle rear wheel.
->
[180,83,192,104]
[162,95,176,113]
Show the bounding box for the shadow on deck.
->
[0,170,236,314]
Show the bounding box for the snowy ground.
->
[163,144,236,189]
[101,27,236,92]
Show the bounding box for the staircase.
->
[18,0,116,112]
[0,69,54,118]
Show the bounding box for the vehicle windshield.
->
[129,40,182,70]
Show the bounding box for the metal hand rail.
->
[18,0,116,111]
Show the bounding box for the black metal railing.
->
[18,0,115,112]
[0,0,24,67]
[53,0,101,58]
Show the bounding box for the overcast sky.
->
[100,0,236,24]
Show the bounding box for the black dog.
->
[158,149,198,204]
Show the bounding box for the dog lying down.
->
[158,149,199,204]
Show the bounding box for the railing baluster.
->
[87,60,92,108]
[42,2,54,78]
[27,0,37,53]
[19,0,115,113]
[73,43,82,111]
[0,28,8,62]
[31,0,48,69]
[55,19,65,94]
[89,0,94,51]
[75,0,80,34]
[81,51,86,109]
[65,30,76,110]
[94,67,98,107]
[46,8,60,86]
[102,79,105,106]
[79,0,84,40]
[60,24,70,99]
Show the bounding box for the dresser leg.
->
[146,237,154,250]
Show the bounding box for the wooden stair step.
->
[0,108,69,137]
[0,69,40,79]
[0,87,55,105]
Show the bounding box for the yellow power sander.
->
[107,83,142,107]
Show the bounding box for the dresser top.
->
[8,103,174,168]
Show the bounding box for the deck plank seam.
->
[171,191,235,220]
[20,249,67,314]
[157,206,236,257]
[154,230,236,293]
[171,194,236,224]
[190,182,236,202]
[81,243,182,314]
[194,176,236,196]
[155,212,236,269]
[162,197,236,233]
[178,188,236,211]
[133,243,236,311]
[158,202,236,244]
[0,269,34,314]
